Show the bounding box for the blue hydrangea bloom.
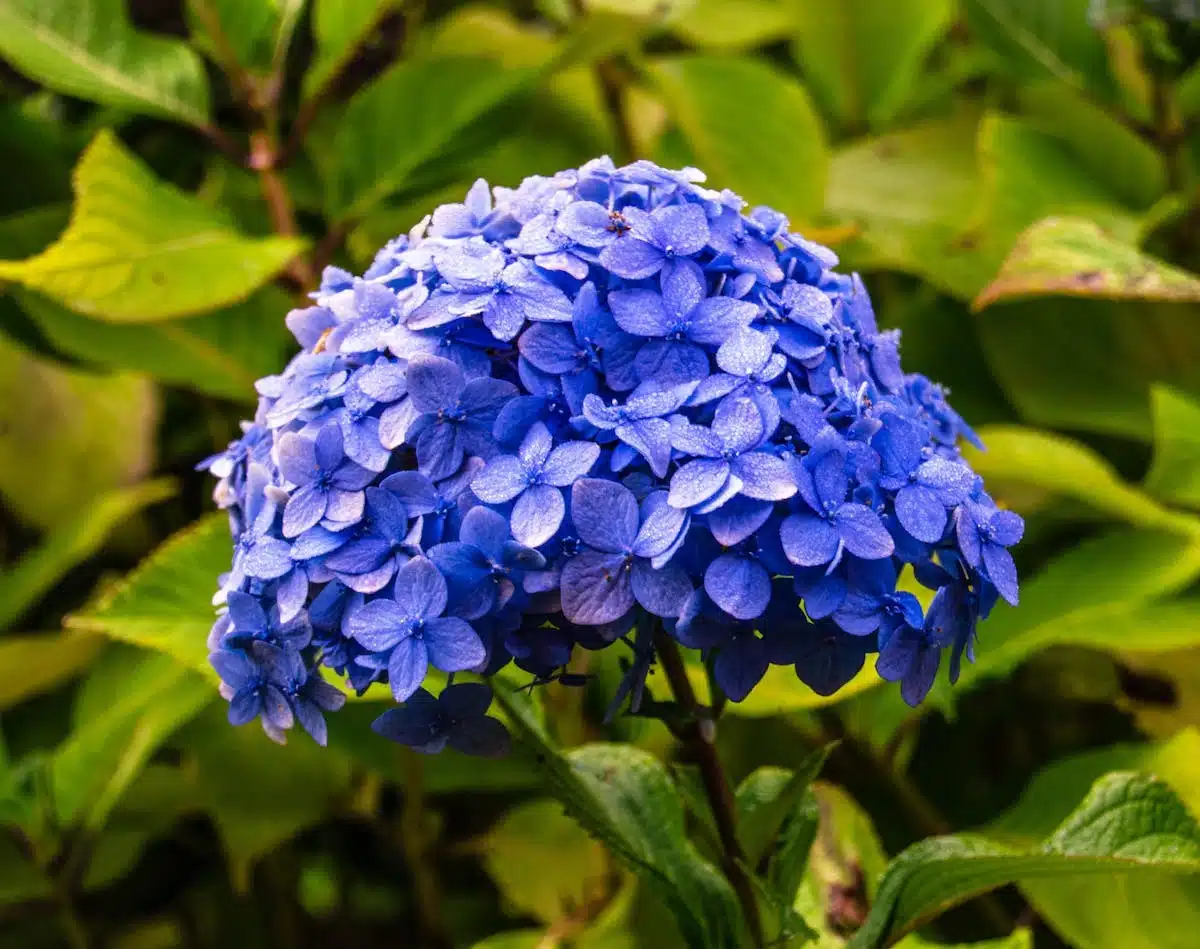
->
[204,158,1024,752]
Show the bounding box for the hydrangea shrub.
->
[203,158,1023,754]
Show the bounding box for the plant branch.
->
[654,629,764,948]
[398,749,452,949]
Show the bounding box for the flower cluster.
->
[203,158,1022,754]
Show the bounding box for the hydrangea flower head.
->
[202,158,1022,753]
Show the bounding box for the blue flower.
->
[667,397,795,514]
[608,260,759,384]
[405,355,517,480]
[955,501,1024,606]
[410,240,573,341]
[780,432,894,568]
[582,381,696,478]
[347,557,486,701]
[428,507,546,619]
[205,156,1023,746]
[277,424,375,537]
[560,479,692,625]
[371,683,510,756]
[471,422,600,547]
[873,414,974,543]
[599,203,710,279]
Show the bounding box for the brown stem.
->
[250,131,317,288]
[654,629,764,948]
[398,749,452,949]
[597,60,636,164]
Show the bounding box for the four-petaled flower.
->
[347,557,487,701]
[471,422,600,546]
[278,424,375,537]
[371,683,510,757]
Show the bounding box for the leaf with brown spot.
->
[974,216,1200,310]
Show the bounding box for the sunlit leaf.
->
[1145,384,1200,509]
[53,649,211,830]
[18,286,297,402]
[480,799,612,924]
[974,216,1200,310]
[0,632,104,710]
[0,131,307,322]
[849,772,1200,948]
[961,424,1200,534]
[186,0,305,76]
[68,513,228,681]
[668,0,793,52]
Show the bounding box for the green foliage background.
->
[1,1,1199,947]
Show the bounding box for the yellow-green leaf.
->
[1145,384,1200,510]
[0,131,307,322]
[0,632,104,710]
[791,0,953,129]
[974,216,1200,310]
[647,55,829,222]
[0,0,211,127]
[0,333,159,530]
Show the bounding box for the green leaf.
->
[0,632,103,710]
[960,425,1200,535]
[791,0,954,129]
[0,478,175,631]
[52,648,211,829]
[962,0,1116,101]
[0,333,158,530]
[826,116,983,296]
[849,772,1200,948]
[985,730,1200,949]
[0,0,211,127]
[974,216,1200,310]
[977,295,1200,439]
[1145,384,1200,509]
[68,513,229,680]
[735,745,834,868]
[479,800,611,924]
[324,56,537,218]
[18,286,297,403]
[178,702,352,878]
[304,0,401,99]
[186,0,305,77]
[924,528,1200,703]
[1179,60,1200,119]
[491,684,745,949]
[668,0,793,52]
[647,55,828,222]
[0,130,307,322]
[1016,82,1167,209]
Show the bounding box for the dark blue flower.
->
[560,479,692,625]
[608,260,759,384]
[780,431,894,568]
[955,501,1023,606]
[372,683,510,757]
[428,507,546,619]
[581,381,695,477]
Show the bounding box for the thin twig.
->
[654,629,765,948]
[597,60,637,164]
[250,131,317,287]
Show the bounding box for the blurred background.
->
[1,0,1199,947]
